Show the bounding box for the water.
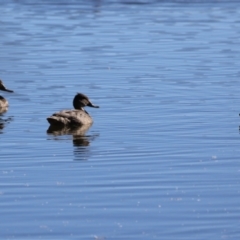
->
[1,0,240,239]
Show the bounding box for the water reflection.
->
[73,133,98,161]
[238,113,240,133]
[92,0,102,12]
[0,111,13,133]
[47,124,98,161]
[47,123,93,136]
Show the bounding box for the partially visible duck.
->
[0,80,14,108]
[0,96,9,109]
[47,93,99,128]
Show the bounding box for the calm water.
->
[1,0,240,239]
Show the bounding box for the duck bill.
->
[3,88,14,93]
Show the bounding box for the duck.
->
[47,93,99,128]
[0,80,14,108]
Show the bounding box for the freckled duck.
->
[0,80,14,108]
[47,93,99,128]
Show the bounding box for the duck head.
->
[0,80,14,93]
[73,93,99,110]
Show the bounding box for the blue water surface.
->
[0,0,240,239]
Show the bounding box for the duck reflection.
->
[0,114,13,133]
[47,124,98,161]
[72,133,98,160]
[47,123,92,136]
[92,0,101,13]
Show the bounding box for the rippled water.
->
[1,0,240,239]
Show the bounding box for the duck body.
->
[47,93,99,128]
[0,96,9,108]
[47,109,93,128]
